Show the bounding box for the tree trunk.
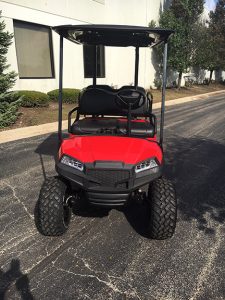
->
[177,71,182,89]
[209,70,213,84]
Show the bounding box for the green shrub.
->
[47,88,80,104]
[16,90,49,107]
[0,93,22,128]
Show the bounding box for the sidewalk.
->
[0,89,224,144]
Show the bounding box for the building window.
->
[83,45,105,78]
[13,20,54,78]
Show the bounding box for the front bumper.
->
[56,161,162,206]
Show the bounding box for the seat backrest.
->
[78,86,150,116]
[79,88,119,115]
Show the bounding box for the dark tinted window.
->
[83,45,105,78]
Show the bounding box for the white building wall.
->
[1,0,166,92]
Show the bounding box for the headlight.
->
[60,155,84,171]
[135,158,158,173]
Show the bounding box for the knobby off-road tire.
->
[147,177,177,239]
[37,177,72,236]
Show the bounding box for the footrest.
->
[87,192,129,207]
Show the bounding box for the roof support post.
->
[134,47,139,88]
[58,35,63,147]
[93,45,97,86]
[159,41,168,147]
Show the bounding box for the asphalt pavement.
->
[0,93,225,300]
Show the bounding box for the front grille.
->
[86,169,129,187]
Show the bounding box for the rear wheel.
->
[37,177,72,236]
[147,177,177,239]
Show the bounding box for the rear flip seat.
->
[71,118,155,137]
[70,86,154,137]
[117,119,154,137]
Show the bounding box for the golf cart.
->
[37,25,177,239]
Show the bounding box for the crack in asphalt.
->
[0,216,26,236]
[0,229,37,256]
[51,251,142,300]
[2,180,34,220]
[190,219,223,300]
[22,219,97,275]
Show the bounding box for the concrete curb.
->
[0,120,67,144]
[152,89,225,109]
[0,89,224,144]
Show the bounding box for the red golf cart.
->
[36,25,177,239]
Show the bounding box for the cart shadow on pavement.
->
[72,202,110,218]
[35,133,68,180]
[0,259,33,300]
[69,192,109,218]
[124,135,225,237]
[123,201,150,238]
[164,135,225,235]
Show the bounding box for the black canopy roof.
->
[52,24,174,47]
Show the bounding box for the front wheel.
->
[37,177,72,236]
[147,177,177,239]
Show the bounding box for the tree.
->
[176,1,225,85]
[0,11,21,128]
[207,0,225,82]
[151,0,204,89]
[192,21,216,84]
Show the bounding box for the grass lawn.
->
[151,83,225,103]
[1,103,75,131]
[1,83,225,131]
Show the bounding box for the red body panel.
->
[60,136,163,165]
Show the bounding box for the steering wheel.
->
[115,88,146,110]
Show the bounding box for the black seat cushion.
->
[71,118,118,135]
[71,118,155,137]
[117,120,154,137]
